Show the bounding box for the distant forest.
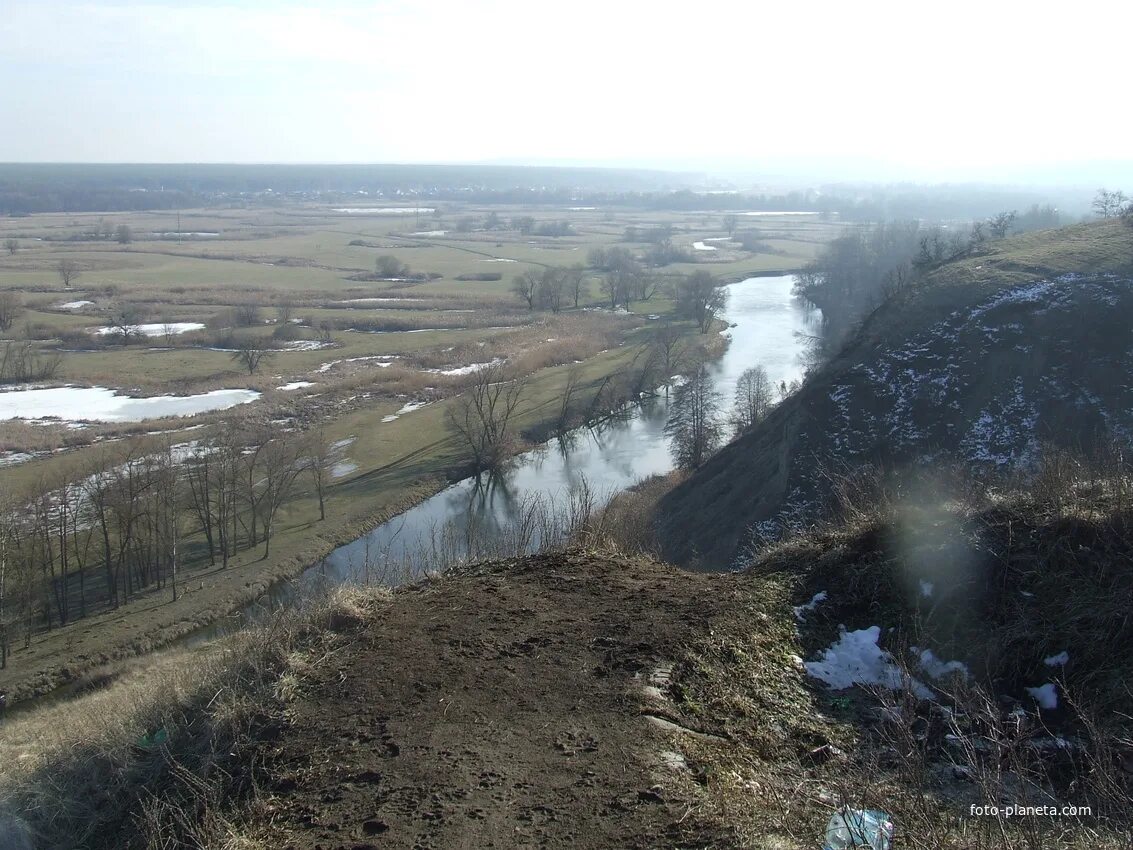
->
[0,163,1086,221]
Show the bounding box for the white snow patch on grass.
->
[277,381,315,391]
[805,626,933,699]
[93,322,204,337]
[793,591,827,621]
[427,358,505,376]
[381,400,430,423]
[692,241,717,251]
[914,648,969,681]
[0,386,259,423]
[281,340,336,351]
[1044,651,1069,667]
[1026,682,1059,709]
[57,300,93,310]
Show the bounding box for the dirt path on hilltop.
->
[250,552,765,850]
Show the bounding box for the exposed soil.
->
[249,551,815,849]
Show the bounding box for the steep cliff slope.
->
[658,219,1133,567]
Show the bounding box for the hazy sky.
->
[2,0,1129,179]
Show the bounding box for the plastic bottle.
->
[823,808,894,849]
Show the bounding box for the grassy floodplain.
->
[0,201,839,703]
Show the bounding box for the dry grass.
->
[0,586,389,850]
[718,450,1133,847]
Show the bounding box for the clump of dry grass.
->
[729,449,1133,846]
[0,586,388,850]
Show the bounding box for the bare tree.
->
[664,361,723,469]
[105,302,145,343]
[1093,188,1129,219]
[276,298,295,325]
[511,270,541,310]
[0,293,23,332]
[554,364,586,434]
[536,267,565,312]
[233,303,261,327]
[3,239,17,255]
[232,340,273,374]
[651,323,686,391]
[722,214,738,236]
[304,427,334,521]
[675,270,727,333]
[114,224,132,245]
[732,365,774,434]
[446,363,528,474]
[57,259,80,289]
[375,254,408,278]
[987,211,1017,239]
[565,264,586,308]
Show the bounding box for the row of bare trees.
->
[0,423,332,663]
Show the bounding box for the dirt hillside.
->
[245,551,829,849]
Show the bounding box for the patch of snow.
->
[920,581,934,598]
[793,590,827,621]
[427,358,505,376]
[1044,651,1069,667]
[482,257,518,263]
[317,355,397,373]
[0,451,38,468]
[331,460,358,479]
[914,648,969,681]
[281,340,336,351]
[1026,682,1059,710]
[337,297,425,304]
[0,386,259,423]
[410,230,447,236]
[692,241,717,252]
[805,626,933,699]
[332,207,435,215]
[381,399,430,423]
[57,300,93,310]
[93,322,204,337]
[277,381,314,391]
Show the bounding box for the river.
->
[230,273,818,620]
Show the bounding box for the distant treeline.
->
[0,164,1085,220]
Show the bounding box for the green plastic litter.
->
[136,728,169,748]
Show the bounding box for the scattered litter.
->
[823,808,894,850]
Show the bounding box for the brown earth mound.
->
[245,551,823,849]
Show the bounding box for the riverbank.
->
[1,274,809,711]
[0,312,733,708]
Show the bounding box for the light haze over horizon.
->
[2,0,1130,184]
